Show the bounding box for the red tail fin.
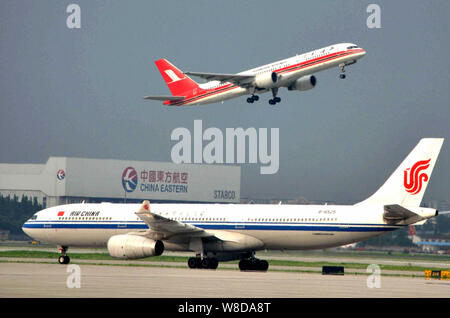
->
[155,59,200,96]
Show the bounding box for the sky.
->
[0,1,449,205]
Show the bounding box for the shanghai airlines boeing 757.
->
[23,138,443,271]
[144,43,366,106]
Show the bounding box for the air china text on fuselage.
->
[22,138,443,271]
[144,43,365,106]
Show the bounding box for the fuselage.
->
[167,43,366,106]
[22,202,399,251]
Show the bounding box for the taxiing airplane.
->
[22,138,443,271]
[144,43,366,106]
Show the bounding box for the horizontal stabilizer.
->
[383,204,423,225]
[143,95,185,101]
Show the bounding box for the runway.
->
[1,262,448,298]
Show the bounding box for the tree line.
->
[0,195,42,235]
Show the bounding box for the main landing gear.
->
[268,87,281,105]
[246,94,259,103]
[58,246,70,264]
[188,255,219,270]
[238,257,269,271]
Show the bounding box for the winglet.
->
[138,200,151,213]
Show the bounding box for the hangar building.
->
[0,157,241,207]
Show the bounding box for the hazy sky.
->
[1,1,449,204]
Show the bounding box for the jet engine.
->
[107,234,164,259]
[254,72,278,88]
[287,75,317,91]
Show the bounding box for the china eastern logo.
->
[403,159,431,195]
[122,167,138,192]
[57,169,65,180]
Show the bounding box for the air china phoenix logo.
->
[403,159,431,195]
[122,167,138,193]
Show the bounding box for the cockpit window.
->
[30,214,37,220]
[347,45,358,49]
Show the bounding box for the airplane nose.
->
[22,222,30,236]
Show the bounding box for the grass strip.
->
[0,250,445,273]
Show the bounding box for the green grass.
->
[0,250,188,262]
[0,250,446,273]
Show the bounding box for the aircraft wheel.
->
[274,97,281,103]
[247,97,254,103]
[239,259,250,271]
[268,99,275,105]
[340,74,346,79]
[253,95,259,101]
[58,255,70,264]
[208,258,219,270]
[258,260,269,271]
[201,258,210,269]
[188,257,198,269]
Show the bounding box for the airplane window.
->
[347,45,358,49]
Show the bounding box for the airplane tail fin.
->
[356,138,444,207]
[155,59,201,96]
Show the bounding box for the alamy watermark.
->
[366,4,381,29]
[366,264,381,288]
[66,4,81,29]
[66,264,81,288]
[170,120,279,174]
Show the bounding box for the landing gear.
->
[58,246,70,264]
[238,258,269,271]
[339,63,346,79]
[188,256,219,270]
[246,94,259,103]
[268,88,281,105]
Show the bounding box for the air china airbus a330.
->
[23,138,443,271]
[144,43,366,106]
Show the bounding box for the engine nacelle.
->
[288,75,317,91]
[107,234,164,259]
[254,72,278,88]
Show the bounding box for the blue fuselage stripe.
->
[22,221,399,232]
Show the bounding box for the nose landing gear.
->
[339,63,346,79]
[58,246,70,264]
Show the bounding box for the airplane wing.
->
[132,201,264,252]
[134,200,211,240]
[143,95,185,101]
[184,72,255,87]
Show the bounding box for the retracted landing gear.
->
[188,255,219,270]
[238,257,269,271]
[58,246,70,264]
[268,88,281,105]
[246,94,259,103]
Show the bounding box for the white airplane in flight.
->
[144,43,366,106]
[22,138,443,271]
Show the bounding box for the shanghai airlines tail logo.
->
[164,70,185,83]
[403,159,431,195]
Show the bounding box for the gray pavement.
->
[0,263,449,298]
